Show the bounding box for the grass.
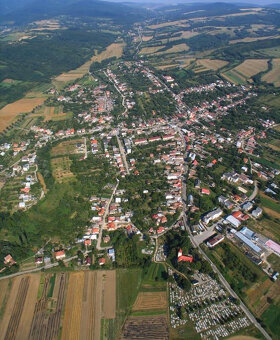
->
[130,310,166,316]
[224,324,266,339]
[222,70,247,85]
[267,253,280,273]
[0,279,12,320]
[47,274,56,298]
[260,193,280,214]
[112,268,142,339]
[261,303,280,339]
[170,321,201,340]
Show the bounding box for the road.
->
[96,179,119,250]
[169,126,272,340]
[116,134,130,174]
[248,180,258,201]
[0,254,79,281]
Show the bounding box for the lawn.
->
[267,253,280,273]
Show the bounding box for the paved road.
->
[116,134,130,174]
[96,179,119,250]
[248,180,258,201]
[0,255,79,281]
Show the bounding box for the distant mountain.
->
[0,0,149,25]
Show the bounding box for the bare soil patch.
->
[121,315,169,339]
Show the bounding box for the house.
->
[241,201,253,211]
[201,188,210,195]
[252,207,262,218]
[4,254,16,266]
[177,249,193,263]
[226,215,241,228]
[108,248,115,261]
[157,226,165,234]
[203,208,223,225]
[35,257,44,264]
[84,239,91,246]
[99,258,106,266]
[55,250,66,260]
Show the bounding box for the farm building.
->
[234,231,264,256]
[207,234,225,248]
[265,239,280,256]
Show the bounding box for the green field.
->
[267,253,280,273]
[261,303,280,339]
[260,194,280,214]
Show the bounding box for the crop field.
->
[222,69,247,85]
[0,271,116,340]
[54,42,125,85]
[0,97,45,132]
[157,43,190,55]
[61,272,84,340]
[233,59,268,79]
[121,315,169,339]
[196,58,228,71]
[132,292,167,311]
[51,156,74,182]
[148,20,188,29]
[140,46,164,54]
[230,35,280,44]
[0,274,41,340]
[262,58,280,87]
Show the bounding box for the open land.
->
[262,58,280,87]
[0,98,45,132]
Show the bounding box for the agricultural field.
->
[0,271,116,340]
[140,46,164,55]
[262,59,280,87]
[229,35,280,44]
[54,42,125,86]
[157,43,190,55]
[148,20,189,30]
[260,192,280,219]
[223,59,268,84]
[132,291,167,311]
[121,315,169,339]
[195,58,228,72]
[0,97,45,132]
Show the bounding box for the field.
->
[233,59,268,78]
[157,43,189,55]
[34,105,72,121]
[121,315,169,339]
[262,58,280,87]
[132,291,167,311]
[261,303,280,339]
[0,274,41,340]
[51,139,84,157]
[148,20,188,29]
[140,46,163,54]
[245,278,280,318]
[195,58,228,71]
[54,42,125,85]
[260,192,280,218]
[222,69,247,84]
[0,271,116,340]
[0,97,45,132]
[230,35,280,44]
[51,157,74,182]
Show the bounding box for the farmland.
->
[132,291,167,311]
[0,271,116,340]
[121,315,169,339]
[51,157,74,182]
[54,42,125,86]
[222,59,269,84]
[195,58,228,72]
[262,59,280,87]
[0,97,45,132]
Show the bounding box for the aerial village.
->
[0,59,280,337]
